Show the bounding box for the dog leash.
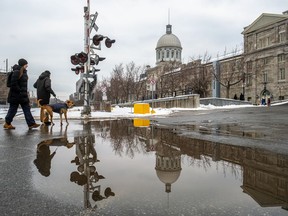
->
[54,97,59,103]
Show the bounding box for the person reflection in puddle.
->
[34,144,56,177]
[34,137,75,177]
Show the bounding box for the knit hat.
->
[18,58,28,67]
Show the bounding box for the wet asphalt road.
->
[152,103,288,152]
[0,121,85,216]
[0,103,287,215]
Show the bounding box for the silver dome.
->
[156,33,182,49]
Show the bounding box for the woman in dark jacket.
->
[3,58,40,129]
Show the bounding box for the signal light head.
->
[99,57,106,62]
[90,55,106,65]
[105,38,116,48]
[70,55,80,65]
[71,66,84,75]
[78,52,88,63]
[92,34,104,46]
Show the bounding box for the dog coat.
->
[49,103,68,114]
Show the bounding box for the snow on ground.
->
[0,101,287,120]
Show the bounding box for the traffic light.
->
[71,54,80,65]
[105,38,116,48]
[90,68,100,73]
[71,66,84,75]
[92,34,104,46]
[78,52,88,63]
[92,34,115,48]
[70,52,88,65]
[90,55,106,65]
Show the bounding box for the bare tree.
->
[186,52,212,97]
[123,62,145,101]
[109,64,125,103]
[160,61,182,97]
[102,62,146,103]
[211,47,245,98]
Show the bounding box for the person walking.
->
[3,58,40,129]
[33,70,56,124]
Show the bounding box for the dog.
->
[37,99,74,125]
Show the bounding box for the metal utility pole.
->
[82,0,91,117]
[5,59,8,72]
[70,0,115,117]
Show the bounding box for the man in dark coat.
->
[4,58,40,129]
[33,70,56,124]
[33,70,56,105]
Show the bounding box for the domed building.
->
[155,144,182,193]
[155,24,182,65]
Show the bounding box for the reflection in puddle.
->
[33,120,288,215]
[184,123,266,138]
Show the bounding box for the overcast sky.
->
[0,0,287,100]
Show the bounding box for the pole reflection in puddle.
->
[72,122,115,209]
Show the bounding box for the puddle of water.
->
[32,119,288,215]
[183,123,266,139]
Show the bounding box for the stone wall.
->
[0,72,9,105]
[115,94,200,109]
[200,97,251,106]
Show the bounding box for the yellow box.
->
[134,103,150,114]
[133,118,150,127]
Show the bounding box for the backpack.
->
[6,72,13,87]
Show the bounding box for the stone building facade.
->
[241,12,288,103]
[144,11,288,104]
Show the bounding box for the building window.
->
[266,37,271,46]
[166,50,170,58]
[279,31,286,42]
[278,54,285,62]
[259,39,264,48]
[263,57,269,65]
[279,68,285,80]
[171,50,174,58]
[157,51,160,60]
[263,71,268,83]
[246,74,252,86]
[247,61,252,70]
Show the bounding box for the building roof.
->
[156,33,182,49]
[242,12,288,34]
[156,24,182,49]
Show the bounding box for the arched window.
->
[166,50,170,58]
[157,50,160,60]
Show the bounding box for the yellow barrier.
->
[133,118,150,127]
[134,103,150,114]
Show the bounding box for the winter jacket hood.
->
[7,64,29,104]
[12,64,20,71]
[33,70,55,105]
[38,71,51,80]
